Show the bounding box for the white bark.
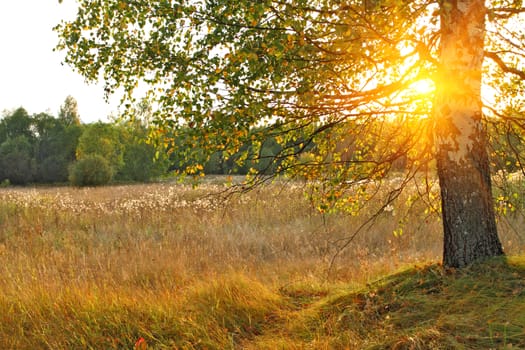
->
[434,0,503,267]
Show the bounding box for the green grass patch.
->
[256,256,525,349]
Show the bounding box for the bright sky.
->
[0,1,118,123]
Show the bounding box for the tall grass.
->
[0,180,523,348]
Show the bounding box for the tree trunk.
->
[434,0,504,268]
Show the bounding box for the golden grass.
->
[0,180,523,348]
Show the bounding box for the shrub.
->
[0,179,10,188]
[69,155,113,186]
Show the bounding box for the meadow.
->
[0,179,524,349]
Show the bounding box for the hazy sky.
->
[0,1,118,123]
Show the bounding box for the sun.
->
[408,77,435,97]
[399,76,435,121]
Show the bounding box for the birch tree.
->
[55,0,525,268]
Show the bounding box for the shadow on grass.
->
[277,256,525,349]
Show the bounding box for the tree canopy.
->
[55,0,525,267]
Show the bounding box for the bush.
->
[0,179,11,188]
[69,155,113,186]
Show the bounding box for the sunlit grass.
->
[257,257,525,349]
[0,179,523,348]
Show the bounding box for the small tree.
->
[58,95,81,126]
[69,154,113,186]
[76,122,125,175]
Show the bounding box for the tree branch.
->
[485,51,525,80]
[489,7,525,15]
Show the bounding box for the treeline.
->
[0,97,286,187]
[0,101,437,187]
[0,97,167,186]
[2,96,521,188]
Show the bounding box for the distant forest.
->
[2,96,520,187]
[0,97,286,187]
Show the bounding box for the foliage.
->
[202,133,283,175]
[0,179,10,188]
[68,154,114,186]
[0,99,168,185]
[33,112,83,183]
[0,105,83,185]
[54,1,437,183]
[52,0,508,196]
[75,120,168,183]
[0,136,35,185]
[76,122,126,174]
[118,133,168,182]
[116,103,171,182]
[118,142,158,181]
[58,95,81,126]
[0,108,37,185]
[0,107,34,145]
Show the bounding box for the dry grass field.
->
[0,179,524,348]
